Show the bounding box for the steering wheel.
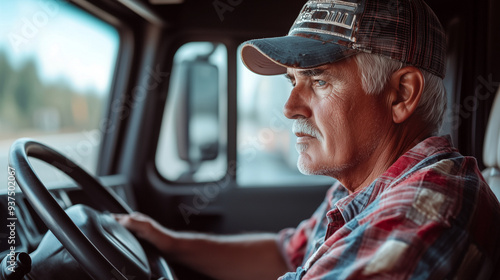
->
[9,138,174,280]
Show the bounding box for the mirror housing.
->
[176,56,220,165]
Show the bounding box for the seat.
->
[482,87,500,201]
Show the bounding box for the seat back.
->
[483,87,500,200]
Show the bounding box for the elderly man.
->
[115,0,500,279]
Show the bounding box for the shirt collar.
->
[331,135,457,223]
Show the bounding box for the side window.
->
[237,48,335,187]
[0,1,119,188]
[156,42,227,183]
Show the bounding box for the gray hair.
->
[353,53,447,134]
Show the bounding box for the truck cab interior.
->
[0,0,499,279]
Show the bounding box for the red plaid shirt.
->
[278,136,500,279]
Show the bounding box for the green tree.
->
[0,51,12,104]
[16,59,41,112]
[0,49,106,134]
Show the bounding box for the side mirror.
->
[176,59,220,164]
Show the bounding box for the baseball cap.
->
[240,0,447,78]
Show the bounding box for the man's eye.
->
[315,80,327,87]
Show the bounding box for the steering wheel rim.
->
[9,138,143,280]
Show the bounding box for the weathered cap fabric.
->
[241,0,447,78]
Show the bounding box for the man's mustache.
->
[293,118,322,140]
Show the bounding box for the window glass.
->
[156,42,227,183]
[0,0,119,189]
[237,48,335,187]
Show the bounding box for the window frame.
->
[68,1,137,178]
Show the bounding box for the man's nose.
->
[283,86,312,120]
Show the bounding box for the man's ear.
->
[387,67,424,124]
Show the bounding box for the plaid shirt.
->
[278,136,500,280]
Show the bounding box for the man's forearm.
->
[114,212,288,279]
[164,231,289,280]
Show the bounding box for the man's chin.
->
[297,158,326,176]
[297,164,314,175]
[297,158,345,177]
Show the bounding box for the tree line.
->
[0,50,104,138]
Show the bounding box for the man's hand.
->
[113,212,174,254]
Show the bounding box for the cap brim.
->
[241,35,359,75]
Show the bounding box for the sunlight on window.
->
[0,0,119,189]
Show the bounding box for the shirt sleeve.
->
[277,216,320,271]
[277,184,342,271]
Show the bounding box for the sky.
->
[0,0,119,94]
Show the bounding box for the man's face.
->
[284,58,391,178]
